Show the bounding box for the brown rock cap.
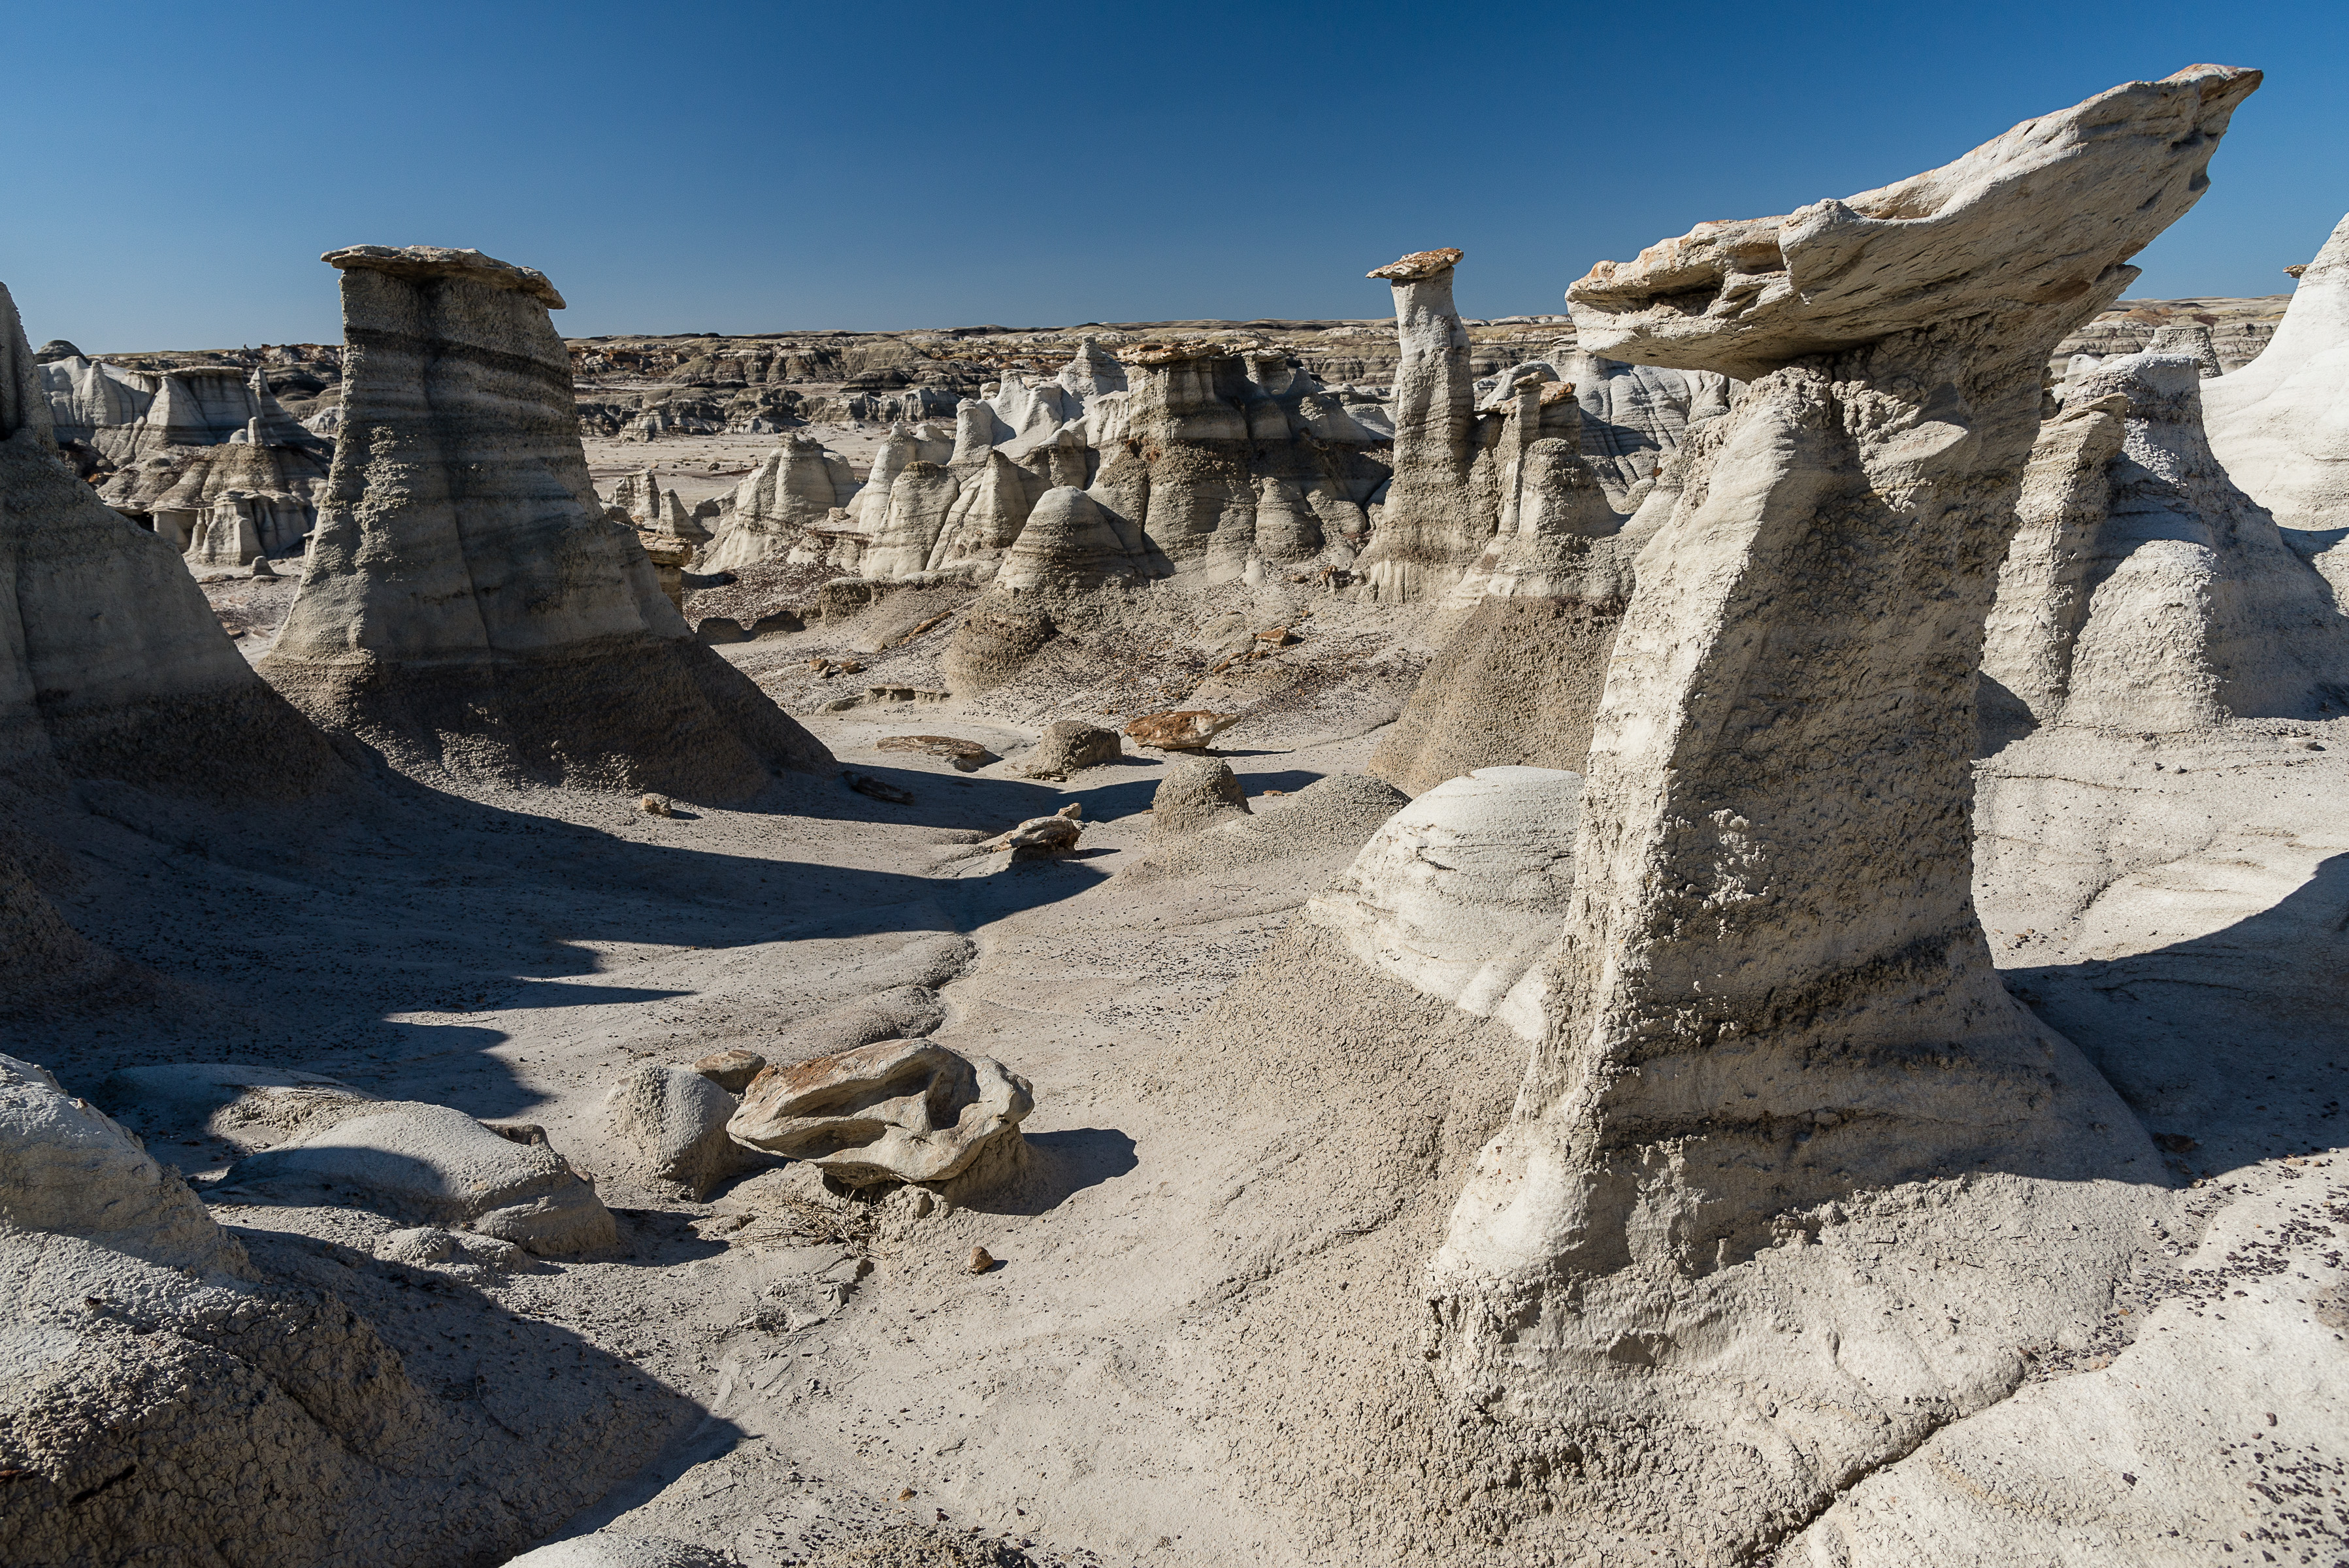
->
[320,245,567,309]
[1368,248,1464,282]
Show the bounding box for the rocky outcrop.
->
[0,280,341,805]
[2203,210,2349,598]
[859,459,961,580]
[1421,65,2261,1556]
[1,1052,676,1567]
[989,485,1145,594]
[88,367,331,555]
[223,1100,616,1254]
[261,246,832,797]
[702,434,857,571]
[727,1039,1033,1187]
[1351,250,1496,602]
[1983,350,2349,733]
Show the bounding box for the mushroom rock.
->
[1303,766,1581,1034]
[1426,65,2261,1553]
[2203,210,2349,599]
[1349,248,1498,603]
[1370,414,1632,793]
[260,245,832,797]
[927,449,1040,578]
[0,279,341,804]
[607,467,663,525]
[726,1037,1034,1188]
[947,397,1011,481]
[2147,321,2223,378]
[1982,350,2349,734]
[702,433,853,570]
[860,459,961,581]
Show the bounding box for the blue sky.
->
[6,1,2344,349]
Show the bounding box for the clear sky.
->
[7,1,2345,350]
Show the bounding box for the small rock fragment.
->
[1124,709,1240,751]
[845,772,915,805]
[967,1247,994,1274]
[639,793,674,817]
[693,1048,768,1094]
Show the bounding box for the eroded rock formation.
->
[1982,349,2349,733]
[1424,64,2261,1554]
[261,246,832,797]
[0,280,340,806]
[2203,210,2349,598]
[727,1038,1033,1187]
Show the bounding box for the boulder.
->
[1123,709,1238,751]
[727,1038,1033,1188]
[1421,65,2261,1554]
[1149,756,1251,839]
[223,1100,617,1254]
[602,1063,763,1200]
[1302,767,1580,1034]
[1022,719,1121,779]
[259,244,832,797]
[693,1048,768,1094]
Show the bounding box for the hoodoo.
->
[1428,64,2262,1552]
[262,246,832,796]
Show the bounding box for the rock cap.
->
[1368,248,1464,282]
[320,244,567,309]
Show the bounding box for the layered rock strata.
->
[1424,64,2262,1554]
[261,246,832,796]
[1370,393,1647,792]
[0,280,339,805]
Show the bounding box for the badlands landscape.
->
[4,61,2346,1568]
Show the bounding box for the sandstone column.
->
[1428,64,2261,1543]
[1352,248,1496,602]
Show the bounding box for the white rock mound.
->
[2204,208,2349,598]
[1303,766,1580,1036]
